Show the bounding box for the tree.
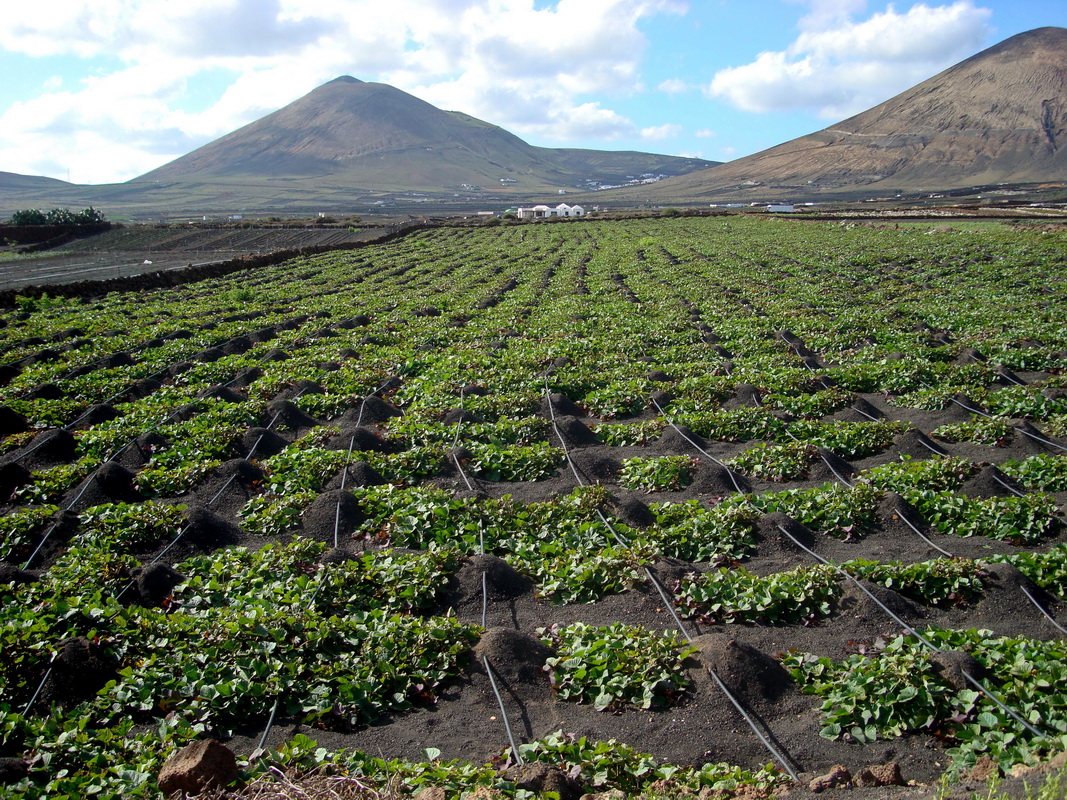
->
[8,207,106,226]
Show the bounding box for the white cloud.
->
[707,1,992,118]
[0,0,687,182]
[641,123,682,140]
[695,128,716,138]
[658,78,691,94]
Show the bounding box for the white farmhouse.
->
[515,202,585,219]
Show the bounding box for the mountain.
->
[623,27,1067,202]
[133,76,715,196]
[0,172,73,191]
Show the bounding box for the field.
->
[1,215,1066,798]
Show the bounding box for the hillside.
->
[617,27,1067,203]
[132,76,714,197]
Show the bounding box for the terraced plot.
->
[1,216,1066,798]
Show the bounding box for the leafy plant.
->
[539,622,695,710]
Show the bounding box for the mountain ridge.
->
[614,26,1067,202]
[133,76,715,195]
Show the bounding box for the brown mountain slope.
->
[134,76,714,195]
[625,26,1067,201]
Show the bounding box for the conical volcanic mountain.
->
[627,26,1067,201]
[134,76,713,196]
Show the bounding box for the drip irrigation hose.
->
[1019,585,1067,637]
[21,653,57,716]
[783,427,853,488]
[893,505,956,558]
[921,380,1067,454]
[649,396,748,496]
[483,656,524,766]
[545,382,800,782]
[255,697,283,756]
[773,522,1048,741]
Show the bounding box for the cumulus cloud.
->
[707,1,992,119]
[641,123,682,140]
[0,0,686,181]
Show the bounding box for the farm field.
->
[1,215,1066,798]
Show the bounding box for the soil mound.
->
[332,460,386,489]
[726,383,762,408]
[200,384,246,403]
[894,429,948,458]
[609,494,656,528]
[929,650,988,692]
[541,392,585,419]
[335,396,402,426]
[132,563,183,607]
[569,450,620,483]
[38,637,117,709]
[264,400,319,431]
[221,336,253,355]
[960,465,1026,498]
[442,408,484,425]
[0,564,38,585]
[27,383,64,400]
[691,459,750,494]
[230,368,264,389]
[809,448,856,483]
[650,389,673,410]
[877,492,928,534]
[273,380,325,402]
[646,370,673,383]
[71,403,120,428]
[241,427,288,459]
[690,633,796,709]
[473,628,551,686]
[656,424,706,454]
[443,554,533,609]
[300,490,365,545]
[195,347,224,363]
[552,416,597,448]
[1011,419,1062,452]
[182,504,243,551]
[851,398,885,421]
[90,462,141,503]
[124,378,161,400]
[0,462,33,502]
[837,580,922,625]
[261,348,288,362]
[756,513,816,556]
[326,426,389,453]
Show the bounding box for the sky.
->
[0,0,1062,186]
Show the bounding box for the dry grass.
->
[202,767,404,800]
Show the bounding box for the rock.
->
[809,764,851,793]
[853,762,904,787]
[415,788,448,800]
[157,739,239,797]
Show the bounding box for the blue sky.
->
[0,0,1062,185]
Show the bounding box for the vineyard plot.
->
[1,216,1066,798]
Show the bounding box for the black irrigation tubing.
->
[782,427,853,488]
[1019,585,1067,637]
[484,655,524,765]
[21,468,100,569]
[648,395,747,496]
[773,522,1049,742]
[21,651,57,716]
[545,382,800,782]
[922,380,1067,454]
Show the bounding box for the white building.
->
[515,202,585,219]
